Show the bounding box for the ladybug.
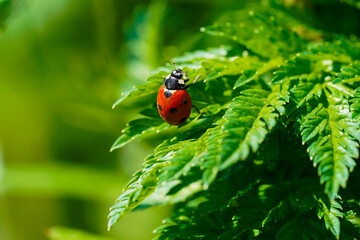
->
[157,63,200,125]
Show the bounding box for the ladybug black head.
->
[164,75,184,90]
[171,69,183,79]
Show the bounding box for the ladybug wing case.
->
[157,86,192,125]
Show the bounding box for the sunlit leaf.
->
[108,2,360,239]
[316,198,343,239]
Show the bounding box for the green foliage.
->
[112,72,167,108]
[110,107,169,151]
[316,198,342,239]
[299,102,359,200]
[341,0,360,9]
[201,5,310,58]
[352,87,360,118]
[108,1,360,239]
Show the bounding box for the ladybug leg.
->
[192,105,200,114]
[181,75,200,89]
[182,84,191,90]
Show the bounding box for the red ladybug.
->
[157,63,200,125]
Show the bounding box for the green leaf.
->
[112,54,262,109]
[172,46,231,63]
[108,140,201,230]
[110,109,169,151]
[219,86,288,171]
[333,61,360,84]
[201,5,309,58]
[271,44,360,201]
[234,57,284,89]
[306,36,360,61]
[198,55,261,82]
[299,102,359,199]
[272,57,312,85]
[112,71,166,108]
[262,201,287,227]
[350,87,360,118]
[108,3,360,238]
[316,198,343,239]
[107,157,168,230]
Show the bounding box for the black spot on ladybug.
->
[164,91,172,98]
[169,108,177,113]
[179,118,187,123]
[158,105,162,111]
[184,100,188,105]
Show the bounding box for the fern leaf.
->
[198,56,262,82]
[108,3,360,238]
[110,107,169,151]
[333,61,360,84]
[201,6,308,58]
[220,86,288,169]
[316,198,343,239]
[350,87,360,118]
[262,201,287,228]
[234,57,284,89]
[299,102,359,199]
[272,47,360,200]
[306,36,360,61]
[112,71,166,108]
[343,200,360,229]
[272,57,312,85]
[171,46,231,63]
[198,86,288,188]
[108,103,228,228]
[113,54,262,109]
[108,140,201,229]
[107,158,167,230]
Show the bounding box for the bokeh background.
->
[1,0,360,239]
[0,0,242,239]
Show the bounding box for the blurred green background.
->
[0,0,243,239]
[1,0,360,239]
